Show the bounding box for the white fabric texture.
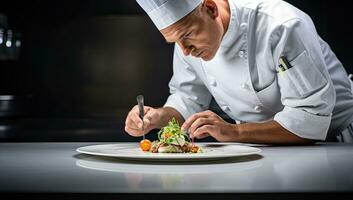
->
[136,0,202,30]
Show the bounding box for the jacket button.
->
[235,120,245,124]
[221,105,230,111]
[254,105,262,112]
[238,50,245,58]
[240,23,248,30]
[210,79,217,87]
[241,82,250,90]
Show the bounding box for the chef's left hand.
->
[181,110,238,142]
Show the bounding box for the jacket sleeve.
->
[271,18,336,140]
[164,44,212,120]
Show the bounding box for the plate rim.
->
[76,143,262,161]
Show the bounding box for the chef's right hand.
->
[124,105,161,137]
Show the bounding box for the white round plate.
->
[76,143,262,162]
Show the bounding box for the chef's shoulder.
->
[237,0,309,25]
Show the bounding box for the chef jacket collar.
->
[219,0,241,48]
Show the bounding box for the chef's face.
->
[161,1,224,61]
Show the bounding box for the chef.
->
[125,0,353,144]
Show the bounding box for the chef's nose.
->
[179,42,193,56]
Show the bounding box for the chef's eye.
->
[184,31,193,38]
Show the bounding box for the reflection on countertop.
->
[73,143,353,193]
[75,150,263,191]
[0,142,353,193]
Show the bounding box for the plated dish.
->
[139,118,201,153]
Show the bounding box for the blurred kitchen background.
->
[0,0,352,142]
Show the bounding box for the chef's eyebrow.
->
[165,28,188,44]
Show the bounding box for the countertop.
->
[1,142,353,198]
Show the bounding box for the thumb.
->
[144,106,152,114]
[144,109,160,127]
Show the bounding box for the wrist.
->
[219,123,240,142]
[231,123,243,142]
[154,107,166,129]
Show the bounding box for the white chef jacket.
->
[164,0,353,141]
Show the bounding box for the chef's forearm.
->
[157,106,185,128]
[235,120,316,145]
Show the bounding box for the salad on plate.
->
[139,118,202,153]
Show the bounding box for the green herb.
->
[157,118,189,145]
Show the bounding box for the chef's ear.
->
[203,0,219,19]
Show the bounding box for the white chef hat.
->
[136,0,202,30]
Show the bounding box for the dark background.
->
[0,0,352,142]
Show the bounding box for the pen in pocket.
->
[279,56,292,70]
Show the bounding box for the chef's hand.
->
[181,110,238,142]
[124,105,162,137]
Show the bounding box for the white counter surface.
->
[1,142,353,194]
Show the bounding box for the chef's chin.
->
[201,51,215,61]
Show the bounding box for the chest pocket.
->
[277,50,328,98]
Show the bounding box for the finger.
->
[125,105,154,134]
[142,109,159,129]
[125,118,140,130]
[194,132,210,139]
[189,117,213,135]
[124,126,143,137]
[181,110,215,131]
[131,105,139,112]
[126,112,143,129]
[132,106,153,129]
[193,125,213,139]
[133,112,144,129]
[124,126,151,137]
[132,105,151,117]
[144,106,152,115]
[144,109,159,124]
[142,117,153,130]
